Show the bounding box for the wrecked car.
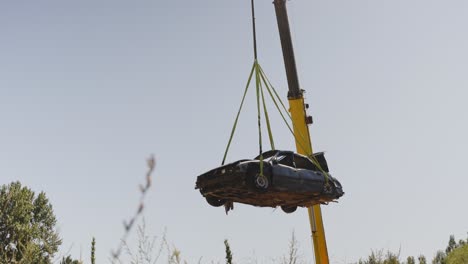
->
[195,150,344,213]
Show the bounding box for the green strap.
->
[258,69,301,151]
[257,64,275,151]
[254,61,264,176]
[258,65,312,157]
[258,66,329,182]
[222,62,256,165]
[258,65,290,117]
[221,61,328,183]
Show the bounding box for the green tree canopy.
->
[0,181,61,263]
[446,244,468,264]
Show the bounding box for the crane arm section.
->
[272,1,330,263]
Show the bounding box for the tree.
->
[446,244,468,264]
[432,251,446,264]
[0,181,61,263]
[407,256,416,264]
[384,251,399,264]
[419,255,427,264]
[446,236,457,255]
[358,250,384,264]
[91,237,96,264]
[357,250,400,264]
[224,239,233,264]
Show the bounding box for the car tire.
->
[281,205,297,214]
[205,196,226,207]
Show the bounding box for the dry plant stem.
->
[122,220,166,264]
[111,155,156,263]
[281,231,300,264]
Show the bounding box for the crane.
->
[272,1,330,263]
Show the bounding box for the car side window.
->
[275,153,295,167]
[293,155,316,170]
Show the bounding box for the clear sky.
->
[1,0,467,263]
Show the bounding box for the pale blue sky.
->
[1,0,467,263]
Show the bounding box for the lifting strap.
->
[255,61,264,176]
[258,63,275,151]
[221,61,275,168]
[221,61,329,183]
[221,62,256,165]
[257,64,330,183]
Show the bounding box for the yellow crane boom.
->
[272,0,330,263]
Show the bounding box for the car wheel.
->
[281,205,297,214]
[254,174,269,189]
[205,196,226,207]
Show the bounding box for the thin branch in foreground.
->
[110,155,156,263]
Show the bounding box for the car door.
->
[292,154,325,193]
[271,152,308,191]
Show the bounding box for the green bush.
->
[446,244,468,264]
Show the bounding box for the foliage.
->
[384,251,399,264]
[122,220,190,264]
[357,250,400,264]
[168,248,184,264]
[111,156,156,262]
[91,237,96,264]
[124,220,162,264]
[280,231,302,264]
[224,239,233,264]
[432,250,447,264]
[355,235,468,264]
[60,255,82,264]
[0,181,61,264]
[446,244,468,264]
[358,250,382,264]
[432,234,468,264]
[446,236,457,255]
